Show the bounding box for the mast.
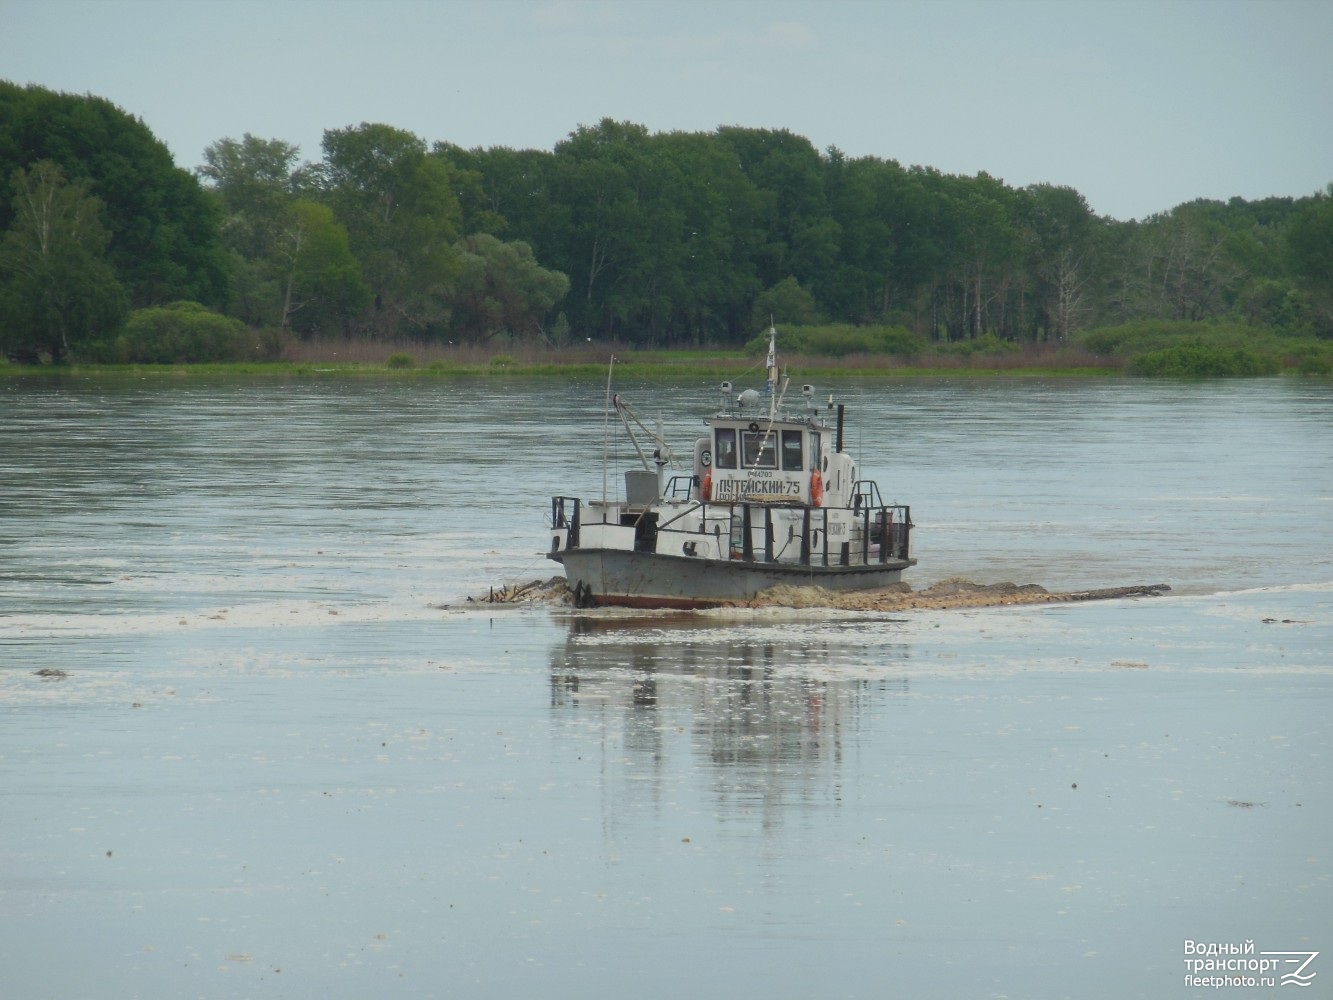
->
[765,321,778,422]
[601,354,616,504]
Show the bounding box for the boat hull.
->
[550,547,914,609]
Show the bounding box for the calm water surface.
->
[1,373,1330,999]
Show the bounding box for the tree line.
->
[1,81,1330,363]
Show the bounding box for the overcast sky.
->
[3,0,1330,221]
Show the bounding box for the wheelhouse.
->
[695,380,844,509]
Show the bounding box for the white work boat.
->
[547,327,915,608]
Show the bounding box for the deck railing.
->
[551,496,581,548]
[696,500,912,567]
[553,493,911,568]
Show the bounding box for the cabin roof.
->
[707,414,829,430]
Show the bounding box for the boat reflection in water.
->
[548,614,910,833]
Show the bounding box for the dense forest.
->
[1,81,1331,370]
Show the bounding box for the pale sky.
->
[3,0,1330,221]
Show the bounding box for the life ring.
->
[701,470,712,501]
[810,469,824,507]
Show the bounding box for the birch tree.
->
[0,161,126,361]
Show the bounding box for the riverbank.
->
[8,328,1332,379]
[0,338,1123,380]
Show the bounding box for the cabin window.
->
[781,430,803,470]
[741,430,777,469]
[715,428,738,469]
[808,432,822,471]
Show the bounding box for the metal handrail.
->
[552,492,911,566]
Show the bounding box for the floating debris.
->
[470,575,1170,612]
[33,668,69,680]
[463,577,571,606]
[740,579,1171,612]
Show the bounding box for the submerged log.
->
[1054,584,1172,602]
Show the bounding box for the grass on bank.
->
[4,315,1330,378]
[0,339,1119,380]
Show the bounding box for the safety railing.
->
[551,492,911,567]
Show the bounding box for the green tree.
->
[926,171,1020,340]
[273,200,371,334]
[751,276,821,328]
[549,120,652,337]
[1285,187,1333,336]
[198,134,303,326]
[0,82,227,308]
[716,127,834,291]
[1119,203,1243,323]
[199,134,301,259]
[429,142,511,238]
[651,130,765,343]
[1020,184,1097,341]
[318,123,462,337]
[450,233,569,342]
[825,154,938,327]
[0,161,126,361]
[540,122,767,343]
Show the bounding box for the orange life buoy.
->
[810,469,823,507]
[701,470,712,501]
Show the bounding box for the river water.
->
[1,373,1330,999]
